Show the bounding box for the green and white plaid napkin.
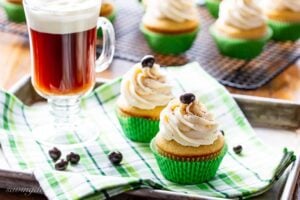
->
[0,63,295,200]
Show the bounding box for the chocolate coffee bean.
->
[233,145,243,154]
[66,152,80,165]
[55,159,68,171]
[221,130,225,136]
[108,151,123,165]
[141,55,155,68]
[49,147,61,161]
[180,93,196,104]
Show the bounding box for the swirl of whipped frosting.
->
[120,63,173,110]
[145,0,198,23]
[159,98,219,147]
[263,0,300,12]
[218,0,265,30]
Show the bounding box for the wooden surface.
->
[1,31,300,199]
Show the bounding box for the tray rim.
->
[0,75,299,200]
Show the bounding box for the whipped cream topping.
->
[159,98,219,147]
[144,0,198,23]
[24,0,100,34]
[120,63,173,110]
[263,0,300,12]
[217,0,265,30]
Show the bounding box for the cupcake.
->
[210,0,272,60]
[205,0,221,18]
[140,0,200,55]
[97,0,116,37]
[116,55,173,143]
[151,93,227,184]
[262,0,300,41]
[3,0,26,23]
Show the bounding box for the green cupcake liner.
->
[210,26,272,60]
[97,11,116,38]
[116,110,159,143]
[151,140,228,184]
[267,19,300,41]
[205,0,220,18]
[2,1,26,23]
[140,25,199,55]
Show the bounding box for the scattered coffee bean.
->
[108,151,123,165]
[55,159,68,171]
[221,130,225,136]
[180,93,196,104]
[141,55,155,68]
[233,145,243,154]
[49,147,61,161]
[66,152,80,165]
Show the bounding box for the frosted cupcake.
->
[117,55,173,143]
[141,0,200,55]
[210,0,272,60]
[3,0,25,23]
[100,0,116,22]
[205,0,222,18]
[151,93,227,184]
[97,0,116,37]
[262,0,300,41]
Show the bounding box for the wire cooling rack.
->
[1,0,299,90]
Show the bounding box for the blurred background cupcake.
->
[210,0,272,60]
[116,55,173,143]
[151,93,227,184]
[98,0,116,37]
[140,0,200,55]
[205,0,222,18]
[262,0,300,41]
[2,0,25,23]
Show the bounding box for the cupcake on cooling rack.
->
[262,0,300,41]
[140,0,200,55]
[97,0,116,37]
[116,55,173,143]
[3,0,26,23]
[210,0,272,60]
[151,93,227,184]
[205,0,222,18]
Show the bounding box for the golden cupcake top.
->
[144,0,199,23]
[119,55,173,110]
[217,0,265,30]
[263,0,300,12]
[159,93,220,147]
[100,0,114,17]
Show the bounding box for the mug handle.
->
[96,17,115,72]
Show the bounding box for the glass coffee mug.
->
[24,0,115,146]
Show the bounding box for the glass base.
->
[32,117,99,148]
[31,97,99,148]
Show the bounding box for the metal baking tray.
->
[0,75,299,200]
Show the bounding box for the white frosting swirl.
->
[144,0,198,23]
[218,0,265,30]
[159,98,219,147]
[120,63,173,110]
[263,0,300,12]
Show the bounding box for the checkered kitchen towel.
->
[0,63,295,200]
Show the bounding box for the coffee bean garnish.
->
[108,151,123,165]
[66,152,80,165]
[141,55,155,68]
[49,147,61,161]
[55,159,68,171]
[221,130,225,136]
[180,93,196,104]
[233,145,243,154]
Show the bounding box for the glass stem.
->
[48,98,81,130]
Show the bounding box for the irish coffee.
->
[26,0,100,96]
[30,27,96,95]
